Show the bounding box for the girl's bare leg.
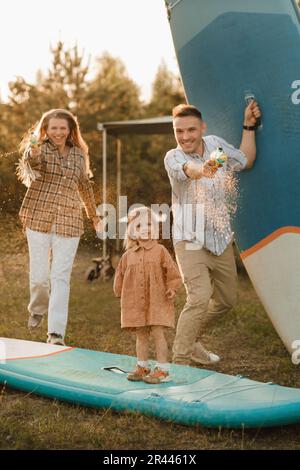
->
[136,327,150,362]
[151,326,168,363]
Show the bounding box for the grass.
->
[0,213,300,450]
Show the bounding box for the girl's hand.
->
[93,216,104,233]
[166,288,176,299]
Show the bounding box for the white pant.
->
[26,227,80,338]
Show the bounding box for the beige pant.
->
[173,241,237,361]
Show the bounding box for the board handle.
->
[102,366,128,374]
[244,91,262,130]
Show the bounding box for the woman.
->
[17,109,102,345]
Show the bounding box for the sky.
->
[0,0,180,103]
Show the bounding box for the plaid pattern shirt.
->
[18,140,97,237]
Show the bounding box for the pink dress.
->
[113,240,182,329]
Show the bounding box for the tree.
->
[81,53,144,205]
[85,53,141,120]
[146,60,186,116]
[0,48,185,223]
[0,41,92,213]
[41,41,90,113]
[132,61,186,206]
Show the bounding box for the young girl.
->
[113,206,182,384]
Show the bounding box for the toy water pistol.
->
[210,147,228,168]
[30,132,39,150]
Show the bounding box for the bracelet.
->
[243,125,256,131]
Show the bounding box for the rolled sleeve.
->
[16,148,43,187]
[24,149,42,169]
[78,156,97,219]
[213,136,247,172]
[164,149,189,182]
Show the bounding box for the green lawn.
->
[0,213,300,450]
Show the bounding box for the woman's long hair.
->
[124,206,159,251]
[19,109,92,177]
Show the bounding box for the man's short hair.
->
[172,104,202,121]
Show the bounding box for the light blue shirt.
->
[164,135,247,255]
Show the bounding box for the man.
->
[164,101,261,365]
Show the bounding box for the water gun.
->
[210,147,228,168]
[30,132,39,150]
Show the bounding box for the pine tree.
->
[146,60,185,116]
[39,41,90,113]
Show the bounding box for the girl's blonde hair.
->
[19,108,92,177]
[124,206,159,251]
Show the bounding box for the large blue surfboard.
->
[1,337,300,428]
[165,0,300,353]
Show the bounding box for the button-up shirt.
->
[18,139,97,237]
[164,135,247,255]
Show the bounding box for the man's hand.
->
[184,160,218,179]
[202,160,218,178]
[240,100,262,169]
[244,100,261,127]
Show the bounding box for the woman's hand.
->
[166,288,176,299]
[29,145,41,159]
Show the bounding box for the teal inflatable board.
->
[165,0,300,353]
[1,338,300,428]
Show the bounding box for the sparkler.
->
[0,150,18,160]
[195,148,239,236]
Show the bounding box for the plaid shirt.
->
[18,139,97,237]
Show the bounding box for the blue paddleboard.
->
[165,0,300,353]
[1,337,300,428]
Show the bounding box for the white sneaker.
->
[47,333,65,346]
[28,314,43,329]
[191,341,220,365]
